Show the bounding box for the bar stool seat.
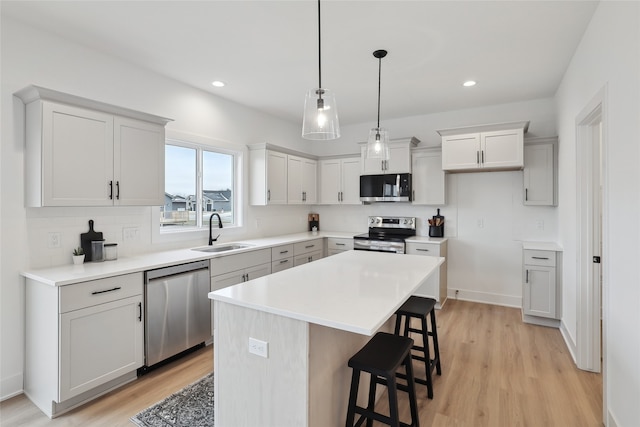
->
[394,296,441,399]
[345,332,420,427]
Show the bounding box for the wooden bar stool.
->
[394,296,441,399]
[345,332,420,427]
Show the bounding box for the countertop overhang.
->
[209,250,444,335]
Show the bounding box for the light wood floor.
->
[1,300,602,427]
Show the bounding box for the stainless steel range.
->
[353,216,416,254]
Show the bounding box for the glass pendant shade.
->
[302,88,340,140]
[366,127,390,160]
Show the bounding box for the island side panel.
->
[308,319,394,427]
[214,301,309,427]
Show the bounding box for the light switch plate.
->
[248,337,268,358]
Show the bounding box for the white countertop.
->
[209,250,444,336]
[405,236,448,244]
[22,231,359,286]
[522,241,562,251]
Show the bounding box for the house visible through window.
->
[162,140,237,231]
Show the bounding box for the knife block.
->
[429,225,444,237]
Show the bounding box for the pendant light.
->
[302,0,340,140]
[365,49,390,160]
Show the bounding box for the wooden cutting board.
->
[80,220,103,262]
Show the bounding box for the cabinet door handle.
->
[305,245,314,249]
[279,259,289,264]
[109,180,113,200]
[525,269,529,283]
[416,248,430,252]
[302,191,306,202]
[525,188,528,201]
[267,189,271,201]
[532,256,549,260]
[116,181,120,200]
[91,286,121,295]
[336,243,345,246]
[138,302,142,322]
[279,250,289,254]
[477,151,480,165]
[308,256,312,262]
[481,150,484,164]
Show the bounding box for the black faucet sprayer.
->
[209,213,223,245]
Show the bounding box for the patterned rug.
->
[130,373,214,427]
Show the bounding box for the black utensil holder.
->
[429,225,444,237]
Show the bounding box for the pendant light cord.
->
[317,0,322,91]
[376,55,382,129]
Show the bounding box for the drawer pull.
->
[279,250,289,254]
[305,245,314,249]
[531,256,549,260]
[279,259,289,264]
[138,302,142,322]
[336,243,346,246]
[416,248,430,252]
[91,286,121,295]
[526,269,529,283]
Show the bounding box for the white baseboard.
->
[559,319,578,365]
[447,288,520,308]
[607,410,618,427]
[1,372,24,402]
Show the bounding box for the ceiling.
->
[3,1,599,127]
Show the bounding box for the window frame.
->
[152,131,244,244]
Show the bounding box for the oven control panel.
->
[368,216,415,230]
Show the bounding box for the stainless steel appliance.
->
[143,260,211,369]
[353,216,416,254]
[360,173,412,202]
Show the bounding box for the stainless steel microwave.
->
[360,173,412,202]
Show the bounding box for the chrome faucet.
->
[209,213,223,245]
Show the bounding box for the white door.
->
[267,151,287,204]
[302,158,317,203]
[523,144,554,205]
[59,295,143,401]
[411,151,445,205]
[523,266,556,318]
[245,263,271,281]
[114,117,165,206]
[481,130,523,169]
[341,158,362,204]
[43,102,114,206]
[441,133,480,170]
[287,155,303,204]
[319,159,341,204]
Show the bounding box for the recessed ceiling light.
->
[463,80,477,87]
[211,80,226,88]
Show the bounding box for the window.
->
[162,139,239,232]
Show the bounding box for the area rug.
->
[130,373,214,427]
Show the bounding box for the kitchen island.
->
[209,250,444,427]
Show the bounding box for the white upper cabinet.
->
[523,137,557,206]
[360,137,419,175]
[318,156,361,205]
[16,86,171,207]
[411,149,446,205]
[439,121,529,172]
[288,155,317,204]
[249,144,317,205]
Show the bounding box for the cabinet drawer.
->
[272,257,293,273]
[210,248,271,276]
[59,272,143,313]
[327,238,354,251]
[272,244,294,261]
[406,243,441,256]
[294,239,323,255]
[294,250,323,267]
[524,250,556,267]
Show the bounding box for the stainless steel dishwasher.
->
[143,260,211,368]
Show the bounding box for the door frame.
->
[575,85,607,414]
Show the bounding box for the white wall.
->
[0,17,313,399]
[555,2,640,426]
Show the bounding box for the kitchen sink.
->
[191,243,254,253]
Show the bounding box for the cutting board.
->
[80,220,103,262]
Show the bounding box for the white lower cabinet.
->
[522,246,562,326]
[210,249,272,331]
[271,244,294,273]
[25,273,144,418]
[406,239,448,308]
[327,237,354,256]
[293,239,324,266]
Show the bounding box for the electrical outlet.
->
[536,220,544,230]
[123,227,139,241]
[248,337,268,358]
[48,232,61,248]
[477,218,484,229]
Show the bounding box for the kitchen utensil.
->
[104,243,118,261]
[80,220,103,262]
[91,240,105,262]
